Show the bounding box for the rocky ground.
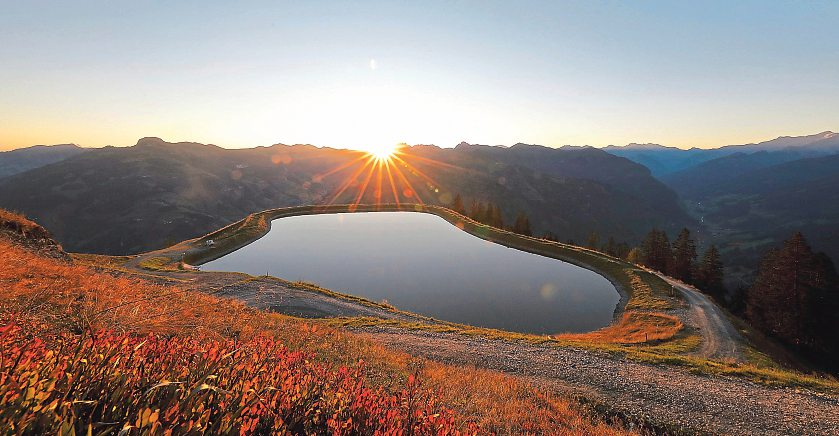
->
[359,327,839,435]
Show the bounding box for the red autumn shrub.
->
[0,319,477,435]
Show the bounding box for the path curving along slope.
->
[650,270,746,362]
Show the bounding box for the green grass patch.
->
[138,256,179,271]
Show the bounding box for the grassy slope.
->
[0,211,632,435]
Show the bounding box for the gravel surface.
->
[360,327,839,436]
[129,269,416,321]
[662,274,746,362]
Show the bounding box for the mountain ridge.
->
[0,137,691,255]
[0,143,87,178]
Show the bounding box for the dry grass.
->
[71,252,135,268]
[0,209,40,233]
[419,362,629,435]
[556,311,683,344]
[0,229,635,435]
[624,270,673,311]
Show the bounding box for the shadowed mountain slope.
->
[0,143,87,178]
[0,137,691,255]
[606,131,839,285]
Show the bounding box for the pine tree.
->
[486,203,504,228]
[586,232,600,250]
[746,232,839,357]
[626,247,642,265]
[452,194,465,215]
[695,245,725,301]
[671,228,697,282]
[615,242,631,260]
[512,212,532,236]
[603,236,617,257]
[641,229,671,272]
[468,200,485,223]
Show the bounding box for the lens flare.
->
[369,143,399,161]
[314,144,468,208]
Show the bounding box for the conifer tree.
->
[586,232,600,250]
[604,236,617,257]
[486,203,504,228]
[452,193,465,215]
[746,232,839,357]
[615,242,631,260]
[468,199,485,223]
[512,212,532,236]
[671,228,697,282]
[641,229,671,272]
[695,245,725,301]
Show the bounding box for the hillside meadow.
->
[0,211,633,435]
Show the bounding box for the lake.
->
[203,212,620,334]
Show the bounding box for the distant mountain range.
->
[604,131,839,177]
[0,144,87,178]
[0,137,691,255]
[604,131,839,285]
[3,132,836,288]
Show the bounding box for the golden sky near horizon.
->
[1,2,837,153]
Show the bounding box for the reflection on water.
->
[203,212,620,333]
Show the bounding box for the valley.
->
[606,132,839,287]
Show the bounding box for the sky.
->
[1,1,838,153]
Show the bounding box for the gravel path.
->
[360,327,839,436]
[651,271,746,362]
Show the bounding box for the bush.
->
[0,319,472,435]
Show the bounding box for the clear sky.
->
[1,1,837,152]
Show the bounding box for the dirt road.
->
[652,271,746,362]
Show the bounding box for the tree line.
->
[635,228,838,367]
[622,227,838,368]
[451,194,532,236]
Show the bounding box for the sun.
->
[368,143,400,161]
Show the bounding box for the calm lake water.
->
[203,212,620,334]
